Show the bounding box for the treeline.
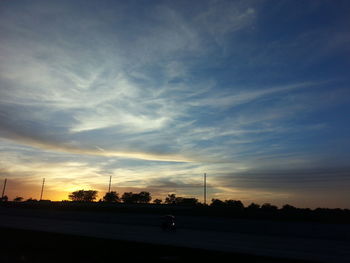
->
[1,190,350,223]
[67,190,199,205]
[64,191,350,223]
[2,190,349,214]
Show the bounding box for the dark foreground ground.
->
[1,206,349,262]
[0,227,314,263]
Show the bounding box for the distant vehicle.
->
[161,215,176,231]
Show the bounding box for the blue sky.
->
[1,0,350,208]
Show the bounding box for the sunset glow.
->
[1,0,350,208]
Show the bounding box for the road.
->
[0,207,349,262]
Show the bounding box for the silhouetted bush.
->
[164,194,177,204]
[69,190,98,202]
[0,195,8,202]
[13,196,23,202]
[25,198,38,202]
[225,200,244,210]
[153,199,162,204]
[39,199,51,203]
[175,197,199,206]
[282,204,297,211]
[164,194,199,206]
[247,202,260,210]
[121,191,152,204]
[210,199,225,207]
[103,191,120,203]
[261,203,278,212]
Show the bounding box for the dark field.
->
[2,201,350,224]
[1,204,349,262]
[0,227,314,263]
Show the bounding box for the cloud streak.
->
[1,0,350,207]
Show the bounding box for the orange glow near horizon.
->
[1,178,349,209]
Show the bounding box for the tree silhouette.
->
[121,192,152,204]
[282,204,297,211]
[165,194,177,204]
[153,199,162,204]
[210,198,225,207]
[247,202,260,210]
[121,192,136,204]
[138,191,152,203]
[13,196,23,202]
[25,198,38,202]
[68,190,98,202]
[175,197,198,205]
[261,203,278,211]
[225,200,244,209]
[164,194,198,205]
[103,191,120,203]
[0,195,8,202]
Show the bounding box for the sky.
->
[1,0,350,208]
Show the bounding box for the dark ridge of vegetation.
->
[1,191,349,224]
[121,191,152,204]
[103,191,120,203]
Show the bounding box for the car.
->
[161,214,176,231]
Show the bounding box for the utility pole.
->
[108,175,112,193]
[204,173,207,205]
[40,178,45,201]
[1,178,7,199]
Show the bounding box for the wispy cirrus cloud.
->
[1,0,350,207]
